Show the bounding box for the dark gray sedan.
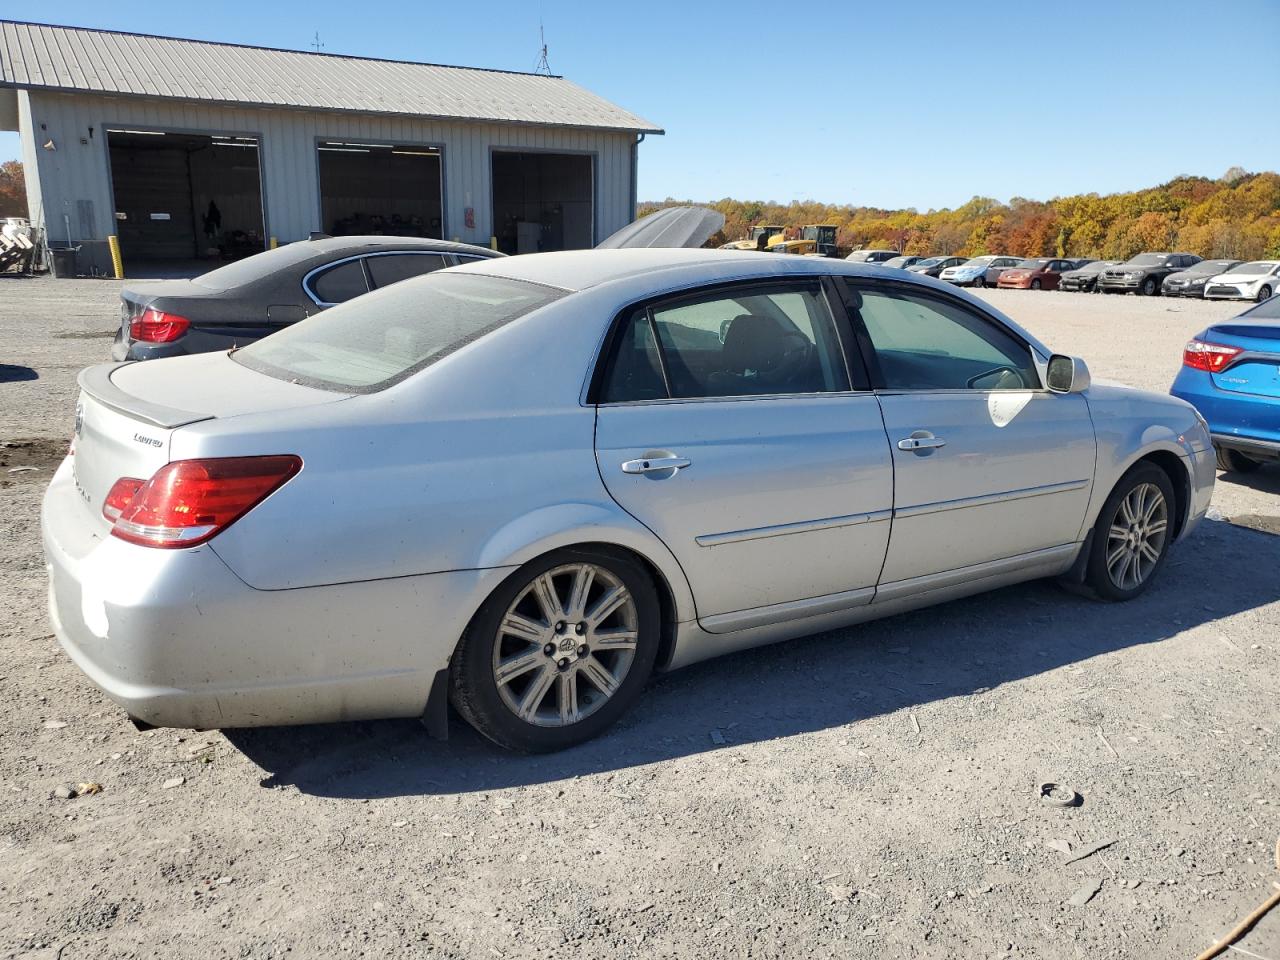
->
[111,236,500,361]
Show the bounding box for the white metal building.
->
[0,20,662,274]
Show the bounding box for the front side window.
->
[309,260,370,304]
[236,272,564,392]
[854,287,1038,391]
[600,285,852,402]
[365,253,448,289]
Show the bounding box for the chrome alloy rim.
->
[1106,482,1168,590]
[492,563,638,727]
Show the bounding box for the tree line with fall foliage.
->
[641,168,1280,262]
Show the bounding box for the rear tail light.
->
[108,456,302,548]
[1182,339,1242,372]
[102,477,145,522]
[129,308,190,343]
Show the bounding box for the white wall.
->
[21,89,639,256]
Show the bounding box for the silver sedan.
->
[43,250,1216,751]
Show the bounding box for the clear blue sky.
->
[4,0,1278,211]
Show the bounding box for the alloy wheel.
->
[1258,285,1273,302]
[1105,482,1168,591]
[491,563,639,727]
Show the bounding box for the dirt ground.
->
[1,274,1277,960]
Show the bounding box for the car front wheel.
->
[973,276,985,288]
[1257,284,1273,302]
[1141,277,1157,296]
[1082,463,1175,601]
[1031,278,1042,290]
[450,547,661,752]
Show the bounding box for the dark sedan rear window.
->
[191,243,323,291]
[233,273,565,392]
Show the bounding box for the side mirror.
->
[1046,354,1091,394]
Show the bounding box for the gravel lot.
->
[2,275,1277,959]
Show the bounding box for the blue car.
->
[1170,294,1280,472]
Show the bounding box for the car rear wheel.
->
[450,547,661,752]
[1082,463,1175,601]
[1257,284,1273,302]
[1141,277,1157,296]
[1215,446,1263,473]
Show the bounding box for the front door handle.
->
[897,435,946,451]
[621,456,691,475]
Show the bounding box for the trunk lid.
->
[1207,322,1280,399]
[72,355,350,525]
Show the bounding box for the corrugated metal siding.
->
[0,21,662,134]
[22,91,637,246]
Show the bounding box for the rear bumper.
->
[1171,370,1280,456]
[1212,433,1280,462]
[42,458,505,729]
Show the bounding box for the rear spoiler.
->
[77,363,213,429]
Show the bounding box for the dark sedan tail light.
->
[130,308,190,343]
[108,456,302,548]
[1182,338,1242,372]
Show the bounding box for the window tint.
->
[235,273,563,392]
[365,253,448,289]
[854,287,1038,391]
[600,285,851,402]
[310,260,370,304]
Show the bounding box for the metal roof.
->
[0,20,663,134]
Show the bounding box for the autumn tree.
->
[0,160,27,218]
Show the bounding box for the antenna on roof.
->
[534,21,551,75]
[310,31,324,53]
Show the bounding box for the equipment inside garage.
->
[107,130,265,264]
[491,151,593,254]
[317,142,443,238]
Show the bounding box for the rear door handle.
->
[621,456,691,474]
[897,435,946,451]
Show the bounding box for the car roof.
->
[450,248,1054,358]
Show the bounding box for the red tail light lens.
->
[1183,339,1242,372]
[109,456,302,548]
[102,477,145,522]
[130,308,190,343]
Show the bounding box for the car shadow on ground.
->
[0,364,38,383]
[228,517,1280,798]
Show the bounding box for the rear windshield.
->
[1240,295,1280,318]
[190,243,323,291]
[233,272,565,392]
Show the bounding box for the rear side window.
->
[366,253,449,289]
[234,272,564,392]
[854,286,1037,391]
[600,284,852,402]
[310,260,370,304]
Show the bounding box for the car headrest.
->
[722,314,789,373]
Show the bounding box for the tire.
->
[1081,462,1176,601]
[1215,445,1263,473]
[1031,278,1042,290]
[1141,277,1157,296]
[449,546,661,752]
[1257,285,1273,302]
[973,276,985,288]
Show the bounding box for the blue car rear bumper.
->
[1171,368,1280,461]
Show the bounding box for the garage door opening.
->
[107,130,265,267]
[317,142,443,238]
[491,151,593,254]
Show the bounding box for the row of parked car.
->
[844,249,1280,301]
